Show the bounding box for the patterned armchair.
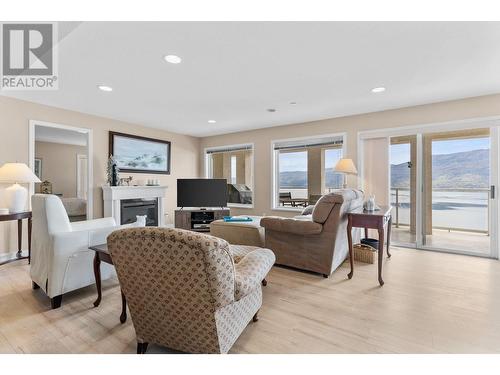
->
[107,227,275,354]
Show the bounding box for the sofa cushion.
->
[300,205,315,215]
[260,216,323,235]
[312,189,363,223]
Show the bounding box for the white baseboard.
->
[0,250,28,265]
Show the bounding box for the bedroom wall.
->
[34,141,87,198]
[0,95,200,256]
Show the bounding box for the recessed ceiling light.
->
[267,108,276,112]
[371,87,386,93]
[97,85,113,92]
[164,55,182,64]
[208,120,216,124]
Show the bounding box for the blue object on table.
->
[223,216,253,222]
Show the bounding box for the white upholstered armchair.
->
[30,194,133,308]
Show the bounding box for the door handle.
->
[491,185,495,199]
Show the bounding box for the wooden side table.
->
[89,243,127,324]
[347,206,392,286]
[0,211,32,265]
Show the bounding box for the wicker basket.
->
[353,243,376,264]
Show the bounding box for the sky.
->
[390,137,490,165]
[277,138,490,171]
[279,148,342,172]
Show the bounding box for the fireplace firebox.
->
[120,198,159,226]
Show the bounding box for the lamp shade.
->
[334,158,358,175]
[0,163,41,183]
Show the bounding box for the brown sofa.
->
[261,189,363,277]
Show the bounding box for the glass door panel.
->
[422,129,492,256]
[390,136,417,248]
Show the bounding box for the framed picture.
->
[34,158,42,179]
[109,131,171,174]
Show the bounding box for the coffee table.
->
[89,243,127,323]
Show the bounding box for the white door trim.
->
[29,120,93,219]
[357,115,500,259]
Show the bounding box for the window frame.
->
[204,142,255,209]
[271,133,347,212]
[323,146,345,193]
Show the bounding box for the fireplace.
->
[120,198,159,226]
[102,185,167,227]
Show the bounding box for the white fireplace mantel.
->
[102,185,168,226]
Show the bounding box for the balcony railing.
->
[391,187,490,234]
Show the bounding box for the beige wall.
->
[199,94,500,218]
[34,141,87,197]
[0,95,200,255]
[211,150,253,187]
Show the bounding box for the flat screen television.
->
[177,178,228,208]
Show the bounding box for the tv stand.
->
[174,208,230,233]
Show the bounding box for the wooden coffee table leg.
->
[93,253,102,307]
[347,217,354,279]
[120,290,127,323]
[378,226,385,286]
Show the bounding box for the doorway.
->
[421,129,493,256]
[390,135,417,248]
[361,121,499,259]
[29,121,93,220]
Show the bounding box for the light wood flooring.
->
[1,247,500,354]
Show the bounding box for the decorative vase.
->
[365,195,376,211]
[111,164,118,186]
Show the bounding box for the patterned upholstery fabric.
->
[107,227,275,354]
[234,248,275,300]
[229,244,261,263]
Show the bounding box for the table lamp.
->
[334,158,358,188]
[0,163,41,213]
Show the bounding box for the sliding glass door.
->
[421,129,495,256]
[383,127,498,258]
[390,136,417,248]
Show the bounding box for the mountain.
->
[391,149,489,188]
[279,169,343,188]
[279,149,489,189]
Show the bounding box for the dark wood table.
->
[347,206,392,286]
[279,198,309,207]
[0,211,32,265]
[89,243,127,323]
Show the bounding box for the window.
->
[278,150,309,202]
[324,147,343,192]
[230,155,237,184]
[205,144,254,207]
[273,135,344,210]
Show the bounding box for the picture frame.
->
[109,131,171,174]
[34,158,42,179]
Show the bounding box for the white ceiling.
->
[3,22,500,137]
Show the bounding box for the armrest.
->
[70,217,116,232]
[52,225,122,256]
[260,216,323,235]
[234,248,275,300]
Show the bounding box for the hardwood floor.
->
[1,247,500,354]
